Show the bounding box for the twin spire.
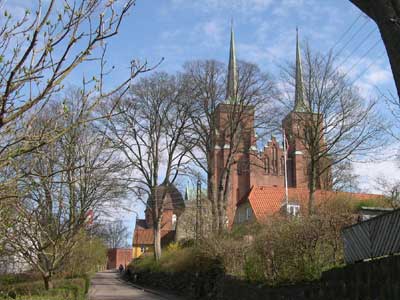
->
[225,24,308,112]
[226,24,238,103]
[294,27,309,112]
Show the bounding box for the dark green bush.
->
[0,277,87,300]
[243,254,264,282]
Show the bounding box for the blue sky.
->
[106,0,394,96]
[3,0,399,241]
[113,0,398,239]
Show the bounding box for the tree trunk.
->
[43,273,53,290]
[207,173,219,233]
[153,221,162,261]
[349,0,400,100]
[217,184,227,234]
[308,161,317,215]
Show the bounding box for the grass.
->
[0,275,89,300]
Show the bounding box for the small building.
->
[132,229,175,258]
[106,248,132,269]
[234,186,382,225]
[132,184,184,259]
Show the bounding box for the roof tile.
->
[243,186,381,222]
[133,229,175,245]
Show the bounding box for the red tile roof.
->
[240,186,381,222]
[133,229,175,246]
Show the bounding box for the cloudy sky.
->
[3,0,400,237]
[110,0,398,191]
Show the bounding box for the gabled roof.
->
[146,184,185,212]
[135,219,148,230]
[239,186,381,223]
[133,229,175,246]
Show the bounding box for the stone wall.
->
[126,254,400,300]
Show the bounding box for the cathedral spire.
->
[294,28,308,112]
[226,21,238,103]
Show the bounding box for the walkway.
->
[89,270,182,300]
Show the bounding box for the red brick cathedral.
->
[212,28,332,225]
[132,28,379,256]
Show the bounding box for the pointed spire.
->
[226,20,238,103]
[294,28,308,112]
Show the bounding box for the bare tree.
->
[281,45,382,213]
[348,0,400,100]
[94,220,129,248]
[330,161,360,192]
[182,59,277,233]
[0,0,151,168]
[0,91,125,289]
[105,72,193,260]
[375,176,400,208]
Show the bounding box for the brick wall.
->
[107,248,132,270]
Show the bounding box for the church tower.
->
[283,29,332,189]
[282,28,310,189]
[212,27,332,226]
[211,25,256,225]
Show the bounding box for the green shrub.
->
[0,273,40,286]
[0,277,87,300]
[243,254,264,282]
[61,231,107,278]
[131,244,198,274]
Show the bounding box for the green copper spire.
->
[226,22,238,103]
[294,28,308,112]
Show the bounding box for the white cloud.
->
[170,0,273,13]
[238,43,269,63]
[1,1,28,20]
[365,65,392,85]
[353,144,400,194]
[200,20,224,44]
[272,0,305,17]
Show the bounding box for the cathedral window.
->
[246,207,252,220]
[272,145,278,174]
[264,156,270,174]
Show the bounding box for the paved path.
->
[89,271,182,300]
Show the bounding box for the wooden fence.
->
[342,208,400,264]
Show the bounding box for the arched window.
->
[264,156,270,174]
[280,156,285,175]
[172,214,177,230]
[272,145,278,174]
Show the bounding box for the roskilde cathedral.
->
[132,27,378,258]
[212,28,331,225]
